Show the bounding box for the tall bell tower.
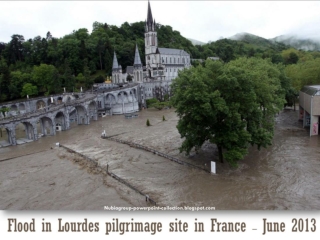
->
[145,0,158,65]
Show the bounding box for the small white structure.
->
[211,161,216,174]
[101,130,106,137]
[56,123,62,131]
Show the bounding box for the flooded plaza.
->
[0,107,319,210]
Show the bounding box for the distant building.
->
[191,59,204,63]
[299,85,320,136]
[207,56,220,61]
[112,0,191,102]
[191,57,220,63]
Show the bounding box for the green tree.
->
[287,52,299,64]
[0,57,11,102]
[32,63,58,94]
[21,83,38,97]
[7,34,25,64]
[62,59,75,92]
[75,73,85,90]
[9,71,31,99]
[171,58,286,166]
[146,98,158,108]
[0,107,9,115]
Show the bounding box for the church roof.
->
[112,51,119,69]
[134,44,142,66]
[158,48,190,56]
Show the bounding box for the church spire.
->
[112,51,119,70]
[134,44,142,66]
[147,0,154,32]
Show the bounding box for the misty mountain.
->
[227,32,286,50]
[227,32,320,51]
[270,35,320,51]
[187,38,206,46]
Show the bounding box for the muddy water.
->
[0,108,319,210]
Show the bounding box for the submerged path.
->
[59,144,157,206]
[102,135,210,173]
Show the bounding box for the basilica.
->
[112,1,191,101]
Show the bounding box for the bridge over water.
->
[0,83,140,147]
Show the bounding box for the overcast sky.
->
[1,1,320,43]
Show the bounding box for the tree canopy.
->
[171,58,286,166]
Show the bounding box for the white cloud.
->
[1,1,320,43]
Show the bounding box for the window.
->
[170,57,172,63]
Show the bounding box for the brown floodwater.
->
[0,108,319,210]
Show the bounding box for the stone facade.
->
[0,84,139,146]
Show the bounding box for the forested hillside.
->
[0,21,320,103]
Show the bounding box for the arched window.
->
[178,58,179,63]
[170,57,172,63]
[166,57,167,63]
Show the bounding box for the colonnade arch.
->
[38,116,54,136]
[54,111,67,131]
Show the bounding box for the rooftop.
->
[300,85,320,96]
[158,48,189,56]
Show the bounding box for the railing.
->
[0,92,84,108]
[59,144,157,205]
[102,136,209,173]
[95,83,139,93]
[0,94,97,125]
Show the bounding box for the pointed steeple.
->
[147,0,154,32]
[134,44,142,67]
[112,51,119,70]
